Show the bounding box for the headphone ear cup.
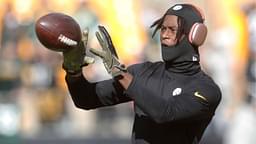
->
[188,23,207,46]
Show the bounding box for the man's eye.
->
[171,28,177,32]
[161,27,166,31]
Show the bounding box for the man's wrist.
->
[111,64,127,78]
[116,72,133,90]
[62,64,83,76]
[66,70,83,77]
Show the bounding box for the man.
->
[62,3,222,144]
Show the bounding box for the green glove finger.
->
[83,56,94,64]
[81,28,89,47]
[98,30,110,52]
[80,56,95,67]
[97,29,116,59]
[95,31,108,51]
[89,48,106,59]
[98,26,119,58]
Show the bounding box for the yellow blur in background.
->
[0,0,255,143]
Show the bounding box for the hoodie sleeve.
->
[65,73,131,110]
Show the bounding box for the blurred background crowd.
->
[0,0,255,143]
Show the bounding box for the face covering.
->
[162,37,201,75]
[161,37,199,63]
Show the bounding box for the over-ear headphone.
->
[187,4,207,46]
[167,4,208,46]
[189,22,207,46]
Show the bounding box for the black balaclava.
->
[151,4,205,75]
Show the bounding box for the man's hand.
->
[89,26,126,77]
[63,28,94,74]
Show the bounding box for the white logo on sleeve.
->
[172,88,182,96]
[192,56,198,61]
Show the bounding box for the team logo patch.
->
[172,88,182,96]
[173,5,183,11]
[192,56,198,61]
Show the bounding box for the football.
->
[35,12,81,52]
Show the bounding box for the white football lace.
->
[58,34,77,46]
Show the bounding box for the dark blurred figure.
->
[243,3,256,105]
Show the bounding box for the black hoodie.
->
[65,3,222,144]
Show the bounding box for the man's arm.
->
[116,71,133,90]
[65,72,132,110]
[65,73,103,110]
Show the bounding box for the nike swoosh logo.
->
[194,91,208,102]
